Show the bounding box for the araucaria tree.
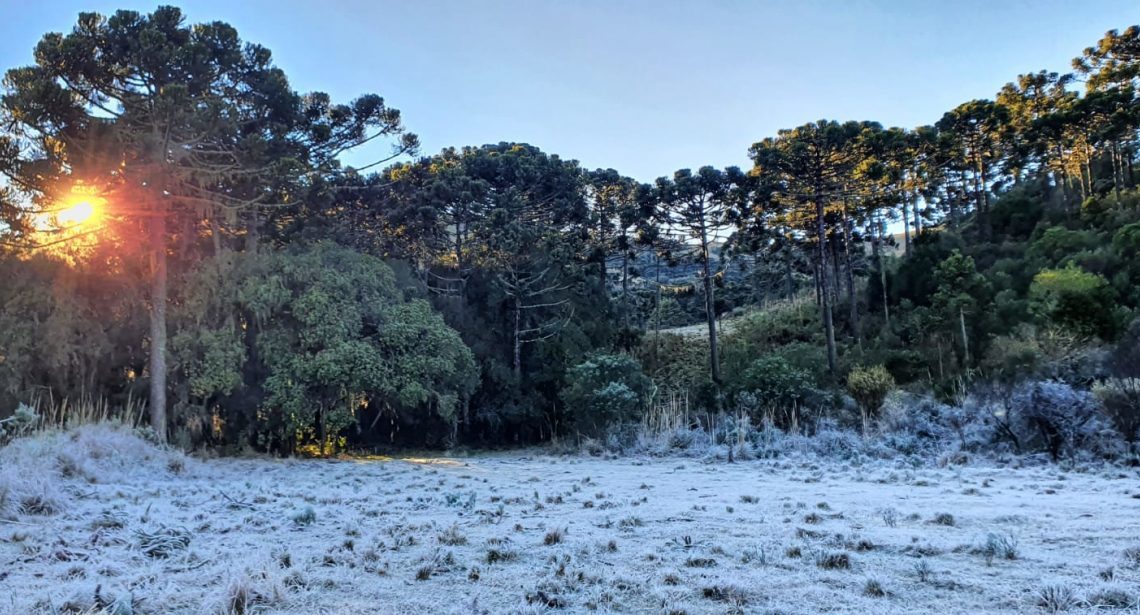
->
[652,167,744,390]
[749,121,863,377]
[0,7,417,440]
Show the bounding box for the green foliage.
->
[0,253,144,411]
[561,353,652,437]
[1029,264,1118,339]
[733,355,815,425]
[1027,227,1100,268]
[0,403,38,443]
[847,365,895,430]
[2,15,1140,454]
[173,243,476,451]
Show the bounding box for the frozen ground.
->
[2,426,1140,614]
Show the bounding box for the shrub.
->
[1034,584,1077,613]
[847,365,895,434]
[863,578,886,597]
[732,354,815,428]
[816,551,851,570]
[561,353,653,437]
[0,403,38,444]
[1008,380,1113,461]
[1093,378,1140,446]
[1029,264,1119,340]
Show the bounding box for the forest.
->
[1,7,1138,463]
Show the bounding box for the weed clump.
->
[291,506,316,527]
[816,551,851,570]
[135,526,191,558]
[863,578,886,597]
[930,513,956,526]
[543,528,565,545]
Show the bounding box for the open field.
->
[2,426,1140,614]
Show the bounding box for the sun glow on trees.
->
[34,187,105,233]
[55,199,97,227]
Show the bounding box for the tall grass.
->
[642,390,693,435]
[28,391,147,432]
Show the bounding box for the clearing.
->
[2,428,1140,614]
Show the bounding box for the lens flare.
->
[55,199,97,227]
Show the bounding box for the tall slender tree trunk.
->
[913,189,923,236]
[945,183,958,228]
[246,206,260,253]
[975,154,990,239]
[959,307,971,367]
[621,247,630,327]
[840,200,859,340]
[513,295,522,380]
[653,251,662,365]
[815,197,837,377]
[148,198,168,442]
[699,225,721,386]
[901,195,911,254]
[830,236,841,308]
[877,220,890,331]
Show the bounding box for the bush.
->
[847,365,895,434]
[1093,378,1140,445]
[0,403,38,444]
[732,354,815,428]
[562,353,653,437]
[1008,380,1114,461]
[1029,264,1119,340]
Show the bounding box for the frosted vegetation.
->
[2,422,1139,614]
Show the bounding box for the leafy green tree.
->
[173,243,476,452]
[1029,263,1118,339]
[733,354,814,428]
[561,353,652,437]
[846,364,895,434]
[931,250,992,368]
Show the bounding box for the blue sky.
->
[1,1,1137,181]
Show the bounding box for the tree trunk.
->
[840,200,859,340]
[513,296,522,380]
[902,197,912,255]
[246,206,260,253]
[876,219,890,330]
[148,199,168,442]
[913,189,923,236]
[653,251,662,365]
[959,306,971,367]
[699,225,722,386]
[621,247,630,327]
[975,154,990,239]
[816,198,837,377]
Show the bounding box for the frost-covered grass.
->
[2,425,1140,614]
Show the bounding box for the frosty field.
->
[2,426,1140,614]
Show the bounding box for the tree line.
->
[1,8,1138,451]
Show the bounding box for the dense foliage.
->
[1,9,1139,458]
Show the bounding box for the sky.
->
[1,0,1138,182]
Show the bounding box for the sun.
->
[55,199,98,227]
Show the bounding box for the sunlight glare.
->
[55,199,97,227]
